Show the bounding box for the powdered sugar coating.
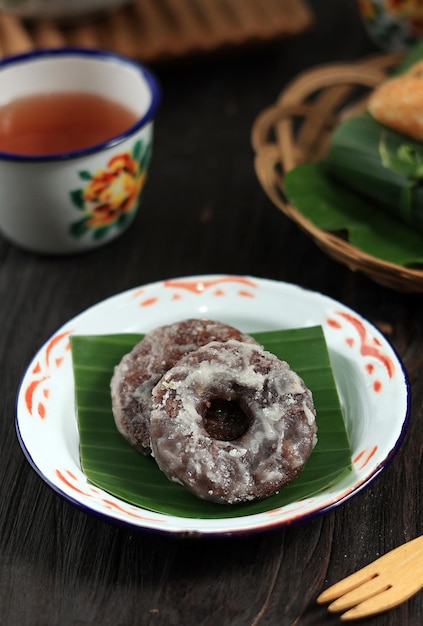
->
[150,340,317,504]
[110,319,258,455]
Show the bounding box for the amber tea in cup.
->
[0,92,139,156]
[0,48,160,254]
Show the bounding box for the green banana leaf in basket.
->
[283,43,423,268]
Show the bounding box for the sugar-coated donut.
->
[110,319,258,455]
[150,339,317,504]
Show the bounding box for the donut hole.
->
[200,397,251,441]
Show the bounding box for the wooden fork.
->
[317,535,423,621]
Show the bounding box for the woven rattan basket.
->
[252,52,423,293]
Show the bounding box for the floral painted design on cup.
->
[69,139,151,241]
[357,0,423,49]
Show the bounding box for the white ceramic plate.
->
[16,275,410,535]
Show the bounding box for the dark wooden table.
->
[1,1,422,624]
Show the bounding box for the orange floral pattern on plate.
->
[24,330,72,419]
[55,468,164,522]
[131,276,258,307]
[327,310,395,392]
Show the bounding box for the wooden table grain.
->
[1,1,422,625]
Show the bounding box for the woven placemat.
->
[0,0,313,63]
[252,52,423,293]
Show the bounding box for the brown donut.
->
[150,339,317,504]
[110,319,258,455]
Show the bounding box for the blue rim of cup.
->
[0,47,161,162]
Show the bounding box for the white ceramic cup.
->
[357,0,423,50]
[0,48,160,254]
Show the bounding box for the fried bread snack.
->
[368,60,423,142]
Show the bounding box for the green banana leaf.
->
[284,163,423,267]
[324,113,423,233]
[392,40,423,74]
[70,326,352,519]
[282,42,423,268]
